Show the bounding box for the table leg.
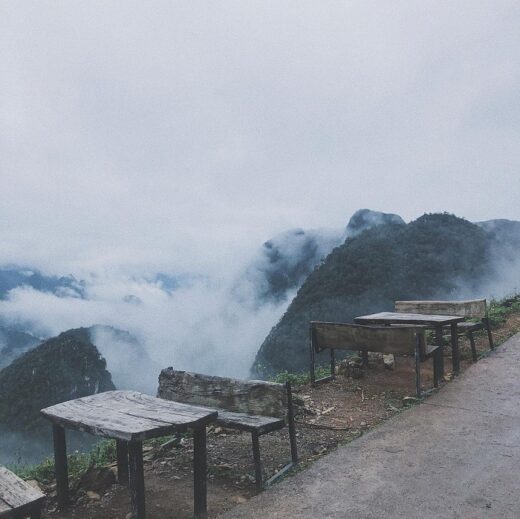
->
[451,323,460,374]
[128,441,145,519]
[52,424,69,509]
[193,425,208,519]
[434,325,445,379]
[116,440,129,486]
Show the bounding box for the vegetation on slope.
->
[0,328,115,433]
[253,213,493,376]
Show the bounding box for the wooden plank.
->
[158,370,287,419]
[43,402,177,441]
[311,322,423,355]
[216,410,285,434]
[91,391,218,426]
[53,425,69,509]
[354,312,465,326]
[41,391,217,441]
[395,299,487,318]
[450,321,483,331]
[0,497,12,517]
[128,442,145,519]
[193,427,208,518]
[0,467,44,510]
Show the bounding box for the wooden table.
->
[41,390,218,519]
[354,312,466,376]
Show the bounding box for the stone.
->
[383,354,395,370]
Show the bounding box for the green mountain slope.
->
[0,328,115,434]
[253,214,493,376]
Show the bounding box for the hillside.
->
[0,327,41,369]
[0,328,115,434]
[253,213,494,376]
[236,209,405,304]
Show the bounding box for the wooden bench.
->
[395,299,494,361]
[0,466,44,519]
[310,322,441,397]
[157,369,298,490]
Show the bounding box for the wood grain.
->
[311,321,425,355]
[0,466,44,514]
[0,497,11,517]
[395,299,487,318]
[158,369,287,419]
[216,410,285,434]
[41,391,217,441]
[354,312,465,326]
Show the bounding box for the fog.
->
[2,1,520,278]
[0,265,293,393]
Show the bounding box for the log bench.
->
[0,466,44,519]
[157,369,298,490]
[395,299,494,362]
[310,322,441,397]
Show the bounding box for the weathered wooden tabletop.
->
[354,312,466,326]
[41,390,218,442]
[0,466,44,518]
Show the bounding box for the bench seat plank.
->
[41,391,217,441]
[447,321,483,332]
[0,467,44,517]
[216,410,285,434]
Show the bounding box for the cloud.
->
[0,272,290,390]
[0,1,519,275]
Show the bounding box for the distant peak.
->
[346,209,405,238]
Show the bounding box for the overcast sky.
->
[1,1,519,276]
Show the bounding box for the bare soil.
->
[41,317,519,519]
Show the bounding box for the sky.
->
[1,1,520,277]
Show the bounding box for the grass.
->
[10,435,180,484]
[269,365,331,386]
[11,439,117,484]
[488,294,520,327]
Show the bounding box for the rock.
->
[86,491,101,501]
[25,480,41,491]
[77,466,116,493]
[383,354,395,370]
[336,357,364,379]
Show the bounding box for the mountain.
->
[0,327,41,370]
[0,266,85,300]
[476,219,520,255]
[252,213,494,376]
[236,209,406,304]
[0,328,115,434]
[345,209,405,238]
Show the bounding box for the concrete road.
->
[220,334,520,518]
